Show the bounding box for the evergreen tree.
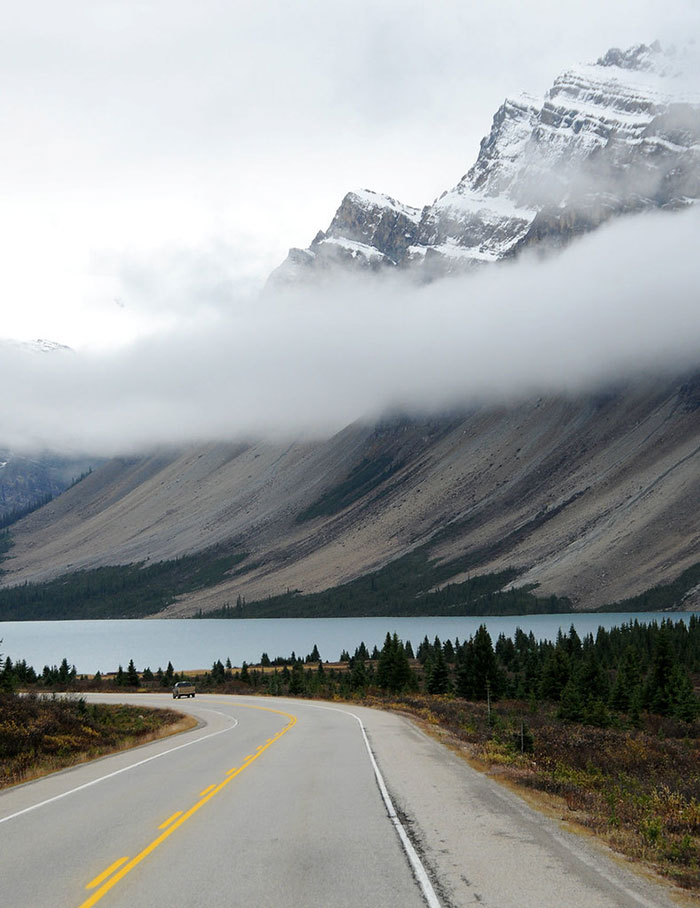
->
[455,640,475,700]
[474,625,504,700]
[376,633,412,693]
[645,625,675,716]
[583,697,611,728]
[539,648,570,701]
[417,636,432,664]
[575,651,609,704]
[565,624,583,659]
[306,644,321,663]
[609,646,641,712]
[267,670,282,695]
[1,654,15,692]
[354,642,369,661]
[288,660,305,695]
[558,677,585,722]
[350,657,369,691]
[126,659,139,687]
[426,646,451,695]
[670,665,699,722]
[58,657,72,686]
[495,633,516,669]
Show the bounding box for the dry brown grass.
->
[0,694,196,790]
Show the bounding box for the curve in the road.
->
[310,703,441,908]
[77,702,297,908]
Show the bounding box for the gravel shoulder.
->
[356,704,697,908]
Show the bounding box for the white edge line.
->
[0,711,238,826]
[311,704,441,908]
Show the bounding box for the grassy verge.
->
[0,693,195,789]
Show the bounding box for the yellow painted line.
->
[158,811,183,831]
[199,784,216,797]
[86,858,128,890]
[226,766,239,775]
[77,705,297,908]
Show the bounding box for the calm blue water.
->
[0,613,696,674]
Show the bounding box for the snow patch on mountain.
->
[271,42,700,284]
[1,338,73,355]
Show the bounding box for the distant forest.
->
[0,527,696,619]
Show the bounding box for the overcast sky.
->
[2,0,699,348]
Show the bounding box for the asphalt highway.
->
[0,693,689,908]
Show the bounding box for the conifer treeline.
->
[221,617,699,725]
[2,617,698,726]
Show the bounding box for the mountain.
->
[271,42,700,284]
[0,44,698,618]
[1,374,698,615]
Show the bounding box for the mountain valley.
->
[1,42,698,618]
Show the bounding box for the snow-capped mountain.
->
[271,42,700,283]
[0,338,72,355]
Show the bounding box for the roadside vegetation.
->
[2,616,698,890]
[0,691,189,789]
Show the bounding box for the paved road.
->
[0,694,689,908]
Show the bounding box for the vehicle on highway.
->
[172,681,196,699]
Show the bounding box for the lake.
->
[1,613,696,675]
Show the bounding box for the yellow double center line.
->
[79,704,297,908]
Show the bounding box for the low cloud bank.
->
[2,206,699,456]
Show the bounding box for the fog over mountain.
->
[2,203,699,456]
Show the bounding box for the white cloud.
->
[2,206,698,456]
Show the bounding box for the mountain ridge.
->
[2,373,698,614]
[271,41,700,284]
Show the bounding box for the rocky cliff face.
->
[274,189,422,279]
[271,42,700,283]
